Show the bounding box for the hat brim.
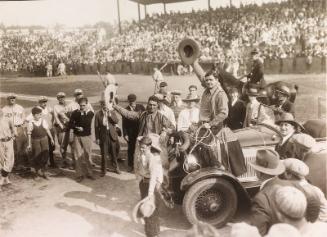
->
[7,96,16,99]
[275,120,304,130]
[132,198,156,223]
[249,161,285,176]
[39,100,48,103]
[182,98,200,103]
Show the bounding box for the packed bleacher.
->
[0,0,326,75]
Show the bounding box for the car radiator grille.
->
[237,148,259,182]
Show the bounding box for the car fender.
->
[181,167,251,202]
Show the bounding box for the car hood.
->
[233,125,281,148]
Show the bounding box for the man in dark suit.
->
[95,100,121,176]
[241,49,266,89]
[122,94,145,172]
[225,88,246,130]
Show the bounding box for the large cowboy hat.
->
[249,149,285,176]
[132,196,156,224]
[275,113,304,130]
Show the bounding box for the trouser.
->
[127,135,137,168]
[31,136,49,171]
[0,140,14,174]
[62,129,76,166]
[55,125,72,165]
[139,180,160,237]
[100,135,119,173]
[73,135,93,177]
[14,126,28,167]
[48,128,56,167]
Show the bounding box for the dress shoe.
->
[76,176,84,183]
[86,175,95,180]
[100,172,106,177]
[114,169,121,175]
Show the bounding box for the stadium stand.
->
[0,1,326,76]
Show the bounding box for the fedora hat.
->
[246,87,259,97]
[249,149,285,176]
[275,113,304,130]
[137,133,162,153]
[182,94,200,103]
[132,196,156,224]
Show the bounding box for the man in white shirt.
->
[152,67,164,92]
[53,92,72,168]
[2,93,27,170]
[178,94,200,131]
[154,94,176,128]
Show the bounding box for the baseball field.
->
[0,73,326,121]
[0,73,326,237]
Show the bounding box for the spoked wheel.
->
[183,178,238,227]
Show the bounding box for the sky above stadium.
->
[0,0,284,27]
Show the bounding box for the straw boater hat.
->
[182,94,200,103]
[38,96,48,102]
[249,149,285,176]
[275,113,304,131]
[6,93,17,99]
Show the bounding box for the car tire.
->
[182,178,238,227]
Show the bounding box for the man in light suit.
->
[95,100,121,176]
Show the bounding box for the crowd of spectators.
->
[0,0,326,74]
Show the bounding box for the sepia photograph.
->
[0,0,326,236]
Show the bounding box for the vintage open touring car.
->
[163,108,327,228]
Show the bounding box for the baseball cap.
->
[7,93,17,99]
[38,96,48,102]
[159,82,168,87]
[74,89,83,96]
[56,92,66,98]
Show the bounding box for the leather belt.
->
[0,137,12,142]
[141,177,150,183]
[15,124,23,127]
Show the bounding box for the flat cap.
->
[292,133,316,150]
[283,158,309,178]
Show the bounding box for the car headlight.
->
[184,154,201,173]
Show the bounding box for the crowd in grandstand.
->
[0,1,326,74]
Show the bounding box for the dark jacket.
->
[249,176,320,235]
[225,99,246,130]
[114,105,174,136]
[248,59,266,87]
[94,109,119,142]
[122,104,145,138]
[68,110,94,136]
[275,135,296,159]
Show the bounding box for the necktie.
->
[103,111,109,130]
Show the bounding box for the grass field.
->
[0,73,326,122]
